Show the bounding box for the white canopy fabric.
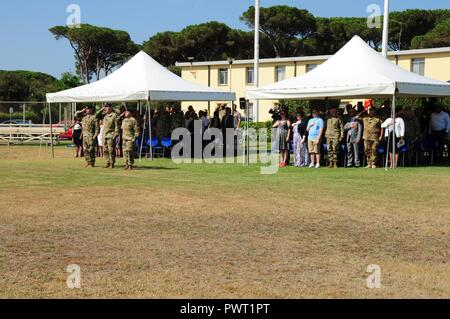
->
[246,36,450,100]
[47,51,235,103]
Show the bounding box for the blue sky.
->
[1,0,449,78]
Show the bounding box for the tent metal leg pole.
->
[39,104,47,158]
[148,99,153,161]
[392,93,397,170]
[385,131,391,171]
[49,103,55,159]
[138,102,145,161]
[385,97,393,171]
[139,101,145,161]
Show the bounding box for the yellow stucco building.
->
[176,47,450,122]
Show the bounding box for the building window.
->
[306,64,317,73]
[246,67,254,85]
[275,66,286,82]
[411,58,425,76]
[218,68,228,85]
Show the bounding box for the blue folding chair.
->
[322,143,328,166]
[160,137,173,158]
[377,145,386,167]
[152,137,165,158]
[161,137,172,148]
[420,139,435,165]
[340,143,347,167]
[399,144,409,167]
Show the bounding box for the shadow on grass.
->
[124,166,179,171]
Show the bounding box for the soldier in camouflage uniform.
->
[357,106,383,168]
[116,104,127,158]
[170,105,184,133]
[97,104,119,168]
[121,110,140,170]
[325,107,344,168]
[75,106,99,167]
[155,106,171,139]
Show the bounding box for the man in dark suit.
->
[344,108,363,167]
[221,107,235,158]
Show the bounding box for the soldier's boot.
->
[327,161,334,168]
[124,165,129,170]
[128,166,134,171]
[333,161,338,169]
[110,164,115,169]
[104,164,111,168]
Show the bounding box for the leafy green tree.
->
[241,5,316,57]
[49,24,138,83]
[178,21,233,61]
[60,72,82,89]
[388,10,436,50]
[0,72,31,102]
[310,17,382,55]
[225,30,255,60]
[411,18,450,49]
[143,31,182,66]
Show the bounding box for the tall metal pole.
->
[139,101,146,161]
[48,103,55,159]
[228,59,234,108]
[148,99,154,161]
[381,0,390,58]
[392,93,396,169]
[254,0,260,122]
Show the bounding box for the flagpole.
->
[254,0,260,122]
[381,0,390,57]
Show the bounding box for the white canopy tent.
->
[47,51,235,103]
[46,51,235,159]
[246,36,450,169]
[246,35,450,100]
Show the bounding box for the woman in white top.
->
[72,120,83,158]
[381,115,405,168]
[97,120,105,158]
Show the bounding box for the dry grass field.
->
[0,145,449,298]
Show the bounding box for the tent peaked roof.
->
[247,35,450,100]
[47,51,235,103]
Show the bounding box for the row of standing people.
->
[74,103,244,166]
[74,104,140,170]
[273,102,449,169]
[152,104,242,139]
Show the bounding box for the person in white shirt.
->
[232,104,242,129]
[97,120,105,158]
[199,110,210,133]
[381,114,405,168]
[429,105,450,161]
[71,120,83,158]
